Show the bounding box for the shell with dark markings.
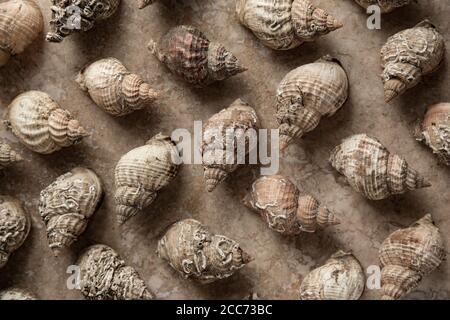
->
[0,141,22,169]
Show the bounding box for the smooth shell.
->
[0,141,22,169]
[0,288,37,300]
[354,0,413,13]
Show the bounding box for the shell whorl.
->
[0,141,23,169]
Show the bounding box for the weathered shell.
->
[4,90,88,154]
[0,141,22,169]
[299,251,365,300]
[148,25,247,87]
[329,134,430,200]
[415,103,450,166]
[202,99,260,192]
[115,133,180,224]
[242,175,339,235]
[39,167,103,256]
[381,20,445,102]
[157,219,252,284]
[236,0,342,50]
[379,214,445,300]
[0,288,37,300]
[46,0,120,43]
[137,0,155,9]
[276,56,348,151]
[0,196,30,269]
[0,0,43,67]
[354,0,413,13]
[77,244,153,300]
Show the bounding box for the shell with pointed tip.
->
[76,58,159,117]
[39,168,103,255]
[0,288,37,300]
[354,0,412,13]
[114,134,180,224]
[0,0,43,67]
[148,25,247,87]
[236,0,343,50]
[0,141,22,169]
[4,91,88,154]
[379,214,445,300]
[157,219,252,284]
[202,99,260,192]
[299,251,365,300]
[276,56,348,151]
[243,175,339,235]
[0,196,30,269]
[77,244,153,300]
[381,20,445,102]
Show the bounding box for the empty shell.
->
[354,0,413,13]
[0,288,37,300]
[0,141,22,169]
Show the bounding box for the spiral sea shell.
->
[0,288,37,300]
[0,141,22,169]
[354,0,413,13]
[236,0,343,50]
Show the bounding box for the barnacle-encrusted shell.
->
[76,57,159,117]
[148,25,247,87]
[115,133,180,224]
[381,20,445,102]
[157,219,252,284]
[299,251,365,300]
[0,288,37,300]
[46,0,120,43]
[77,244,153,300]
[329,134,430,200]
[236,0,342,50]
[276,56,348,151]
[0,0,43,67]
[354,0,413,13]
[0,196,30,269]
[379,214,445,300]
[242,175,339,235]
[5,91,88,154]
[0,141,22,169]
[202,99,260,192]
[39,168,103,256]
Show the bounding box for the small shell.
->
[157,219,252,284]
[77,244,153,300]
[276,56,348,151]
[329,134,430,200]
[379,214,445,300]
[0,288,37,300]
[148,25,247,87]
[299,251,365,300]
[137,0,155,9]
[236,0,342,50]
[0,141,23,169]
[0,196,30,269]
[4,90,88,154]
[354,0,413,13]
[39,167,103,256]
[242,175,339,235]
[76,57,159,117]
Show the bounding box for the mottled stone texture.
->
[0,0,449,300]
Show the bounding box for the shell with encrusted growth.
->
[354,0,413,13]
[0,288,37,300]
[0,141,22,169]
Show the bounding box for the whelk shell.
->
[0,141,23,169]
[0,288,37,300]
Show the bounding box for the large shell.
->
[236,0,342,50]
[379,214,445,300]
[0,0,43,67]
[0,141,22,169]
[77,244,153,300]
[76,57,159,117]
[381,20,445,102]
[0,196,30,269]
[299,251,365,300]
[354,0,413,13]
[39,167,103,256]
[114,133,180,224]
[202,99,260,192]
[329,134,430,200]
[46,0,120,43]
[242,175,339,235]
[0,288,37,300]
[148,25,247,87]
[4,90,88,154]
[276,56,348,151]
[157,219,252,284]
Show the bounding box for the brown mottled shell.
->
[202,99,260,192]
[379,214,445,300]
[148,25,247,87]
[157,219,252,284]
[77,244,154,300]
[0,288,37,300]
[299,251,365,300]
[4,91,88,154]
[39,168,103,256]
[0,141,22,169]
[242,175,339,235]
[0,0,43,67]
[330,134,430,200]
[276,56,348,151]
[0,196,30,269]
[354,0,413,13]
[236,0,342,50]
[381,20,445,102]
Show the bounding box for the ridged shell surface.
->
[0,141,22,169]
[0,288,37,300]
[354,0,412,13]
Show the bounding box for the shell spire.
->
[0,141,23,169]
